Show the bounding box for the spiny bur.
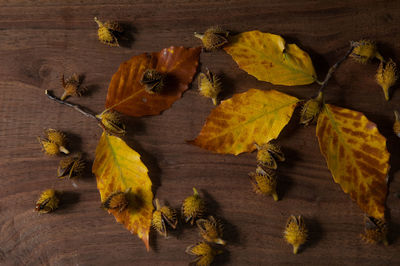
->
[351,40,383,63]
[60,73,86,101]
[38,129,69,155]
[255,141,285,170]
[35,189,60,213]
[94,17,123,47]
[194,26,229,51]
[101,188,131,213]
[182,187,206,225]
[361,216,388,245]
[249,166,278,201]
[140,69,166,94]
[57,153,86,180]
[96,110,126,136]
[151,198,178,238]
[284,215,308,254]
[376,58,397,101]
[198,68,222,105]
[300,91,323,126]
[186,241,223,266]
[196,216,226,245]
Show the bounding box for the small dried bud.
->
[57,153,86,179]
[35,189,60,213]
[255,141,285,170]
[94,17,122,47]
[376,58,397,101]
[196,216,226,245]
[38,129,69,155]
[182,187,206,225]
[101,188,131,213]
[60,73,86,101]
[186,241,223,266]
[140,69,166,94]
[351,40,383,63]
[194,26,229,51]
[198,69,222,105]
[97,110,126,136]
[393,111,400,138]
[284,215,308,254]
[152,198,178,237]
[361,216,388,245]
[249,166,278,201]
[300,91,323,126]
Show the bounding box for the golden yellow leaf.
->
[224,30,317,86]
[189,89,299,155]
[92,132,153,250]
[316,104,390,219]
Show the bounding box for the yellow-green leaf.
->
[190,89,299,155]
[92,132,153,250]
[224,30,317,86]
[316,104,390,219]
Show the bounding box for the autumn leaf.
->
[190,89,299,155]
[224,30,317,86]
[105,46,201,117]
[316,104,390,219]
[92,132,153,250]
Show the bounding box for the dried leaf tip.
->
[196,216,226,245]
[255,141,285,170]
[94,17,122,47]
[198,69,222,105]
[284,215,308,254]
[182,187,206,225]
[361,216,388,245]
[35,189,60,213]
[101,188,131,213]
[249,167,278,201]
[194,26,229,51]
[96,110,126,136]
[38,129,69,155]
[57,153,85,180]
[393,111,400,138]
[351,40,383,63]
[60,73,86,101]
[300,91,323,126]
[140,69,166,94]
[376,58,397,101]
[186,241,223,266]
[152,198,178,237]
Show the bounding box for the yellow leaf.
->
[92,132,153,250]
[190,89,299,155]
[224,30,317,86]
[316,104,390,219]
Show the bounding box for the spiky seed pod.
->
[361,216,388,245]
[255,141,285,170]
[376,58,398,101]
[196,216,226,245]
[96,110,126,136]
[284,215,308,254]
[57,153,86,179]
[351,40,383,63]
[393,111,400,138]
[182,187,206,225]
[198,69,222,105]
[94,17,122,47]
[38,129,69,155]
[101,188,131,213]
[249,166,278,201]
[60,73,86,101]
[35,189,60,213]
[151,198,177,237]
[300,91,323,126]
[186,242,223,266]
[194,26,229,51]
[140,69,166,94]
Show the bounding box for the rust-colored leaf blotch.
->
[316,104,390,219]
[105,46,201,117]
[190,89,298,155]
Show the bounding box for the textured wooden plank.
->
[0,0,400,265]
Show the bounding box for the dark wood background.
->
[1,0,400,265]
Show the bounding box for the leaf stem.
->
[45,90,100,121]
[318,43,356,94]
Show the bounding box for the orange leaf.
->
[190,89,299,155]
[105,46,201,117]
[316,104,390,219]
[92,132,153,250]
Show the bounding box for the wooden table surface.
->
[1,1,400,265]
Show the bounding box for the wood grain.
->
[1,0,400,265]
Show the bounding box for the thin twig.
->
[318,43,356,93]
[45,90,99,121]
